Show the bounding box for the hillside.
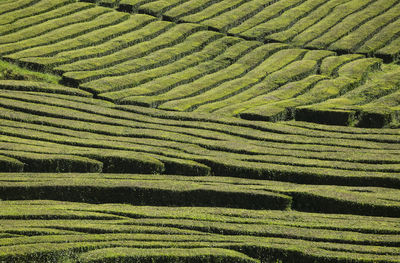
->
[0,0,399,262]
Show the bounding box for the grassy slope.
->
[85,0,400,61]
[0,2,397,127]
[0,200,399,263]
[0,60,60,83]
[0,1,399,262]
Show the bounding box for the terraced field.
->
[1,199,400,262]
[1,1,399,126]
[79,0,400,61]
[0,0,399,262]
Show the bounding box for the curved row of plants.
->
[0,1,398,127]
[0,200,399,262]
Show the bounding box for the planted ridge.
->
[2,173,400,217]
[0,2,399,262]
[0,87,399,187]
[0,200,399,262]
[81,0,400,61]
[0,3,398,127]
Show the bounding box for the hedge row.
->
[330,1,400,53]
[0,6,112,49]
[93,39,257,98]
[6,14,155,62]
[79,248,258,263]
[1,130,399,187]
[288,0,372,46]
[0,80,92,97]
[0,90,398,156]
[116,104,400,137]
[177,0,253,25]
[0,155,24,172]
[0,10,128,56]
[0,201,399,262]
[1,2,398,127]
[0,0,74,26]
[152,45,301,111]
[1,239,398,263]
[0,0,37,16]
[55,22,203,73]
[60,30,223,85]
[293,63,400,127]
[234,0,326,38]
[163,0,221,21]
[2,108,399,166]
[239,57,387,126]
[1,89,399,147]
[0,174,292,210]
[305,0,397,50]
[16,14,158,71]
[1,173,399,216]
[80,0,400,60]
[0,150,103,173]
[207,59,318,116]
[0,137,166,174]
[0,2,92,36]
[1,111,400,186]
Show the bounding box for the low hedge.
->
[79,247,259,263]
[0,155,24,172]
[0,151,103,173]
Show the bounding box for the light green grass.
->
[0,60,60,83]
[0,10,126,56]
[0,1,399,263]
[1,173,400,216]
[0,201,399,262]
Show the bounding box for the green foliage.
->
[1,173,400,217]
[0,155,24,172]
[0,80,91,96]
[60,30,222,85]
[0,0,74,26]
[1,2,398,127]
[0,1,399,262]
[76,0,400,60]
[0,201,399,262]
[79,247,259,263]
[0,7,114,54]
[0,60,60,83]
[0,90,399,185]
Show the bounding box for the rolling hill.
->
[0,0,399,262]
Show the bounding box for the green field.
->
[1,1,399,127]
[0,0,399,262]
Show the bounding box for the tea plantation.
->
[0,0,399,262]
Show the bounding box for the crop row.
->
[2,125,399,187]
[1,2,399,263]
[0,80,92,97]
[0,200,399,262]
[1,173,400,216]
[0,3,398,127]
[0,89,399,187]
[0,0,75,26]
[1,108,398,166]
[81,0,400,61]
[0,0,38,16]
[7,14,157,64]
[0,2,94,36]
[3,129,399,175]
[1,88,399,145]
[0,9,128,56]
[115,104,400,136]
